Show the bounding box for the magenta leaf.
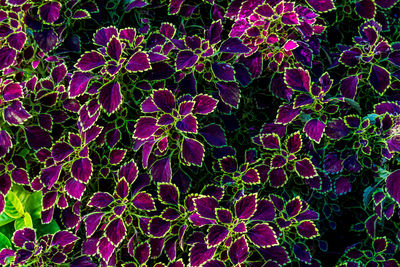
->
[99,81,122,114]
[181,137,204,166]
[132,192,155,211]
[306,0,335,12]
[85,212,104,237]
[297,221,319,238]
[151,157,172,183]
[207,225,229,246]
[194,196,218,219]
[247,223,278,248]
[94,27,118,46]
[216,81,240,108]
[40,164,62,189]
[71,158,92,183]
[39,2,61,23]
[235,194,257,219]
[276,104,301,124]
[229,236,249,264]
[284,68,310,92]
[3,83,22,101]
[106,218,126,246]
[176,50,199,70]
[133,117,159,140]
[193,94,218,115]
[52,142,74,162]
[126,52,151,72]
[75,51,105,71]
[69,72,92,98]
[0,47,16,70]
[295,158,317,178]
[190,243,216,267]
[88,192,114,208]
[304,119,326,143]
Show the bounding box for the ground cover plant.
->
[1,0,400,266]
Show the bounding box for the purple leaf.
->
[109,149,126,165]
[261,134,281,150]
[7,31,26,51]
[99,81,122,114]
[133,242,150,264]
[0,131,11,158]
[294,243,311,264]
[71,158,92,183]
[106,218,126,246]
[107,37,122,61]
[132,192,155,211]
[152,89,175,113]
[306,0,335,12]
[25,126,52,150]
[356,0,375,19]
[43,191,57,210]
[126,0,148,11]
[206,20,223,45]
[207,225,229,246]
[52,142,74,162]
[0,194,4,215]
[85,212,104,237]
[149,217,170,237]
[0,174,11,195]
[242,169,260,184]
[181,137,204,166]
[297,221,319,238]
[178,101,195,116]
[3,83,22,101]
[325,119,350,140]
[169,0,184,14]
[40,165,62,189]
[269,168,288,188]
[369,65,390,95]
[284,68,310,92]
[281,12,300,25]
[251,199,275,221]
[199,124,226,147]
[126,52,151,72]
[177,114,197,133]
[386,170,400,205]
[151,157,172,183]
[75,51,105,71]
[216,209,233,224]
[69,72,92,98]
[65,178,85,200]
[335,176,351,195]
[389,50,400,67]
[324,153,343,174]
[255,4,274,17]
[193,94,218,115]
[219,38,250,53]
[119,161,138,184]
[11,168,29,185]
[212,63,235,81]
[158,183,179,205]
[13,228,35,247]
[94,27,118,46]
[258,246,289,265]
[194,196,218,219]
[295,158,317,178]
[248,223,278,248]
[275,104,300,124]
[52,231,78,247]
[340,75,359,99]
[340,48,362,67]
[0,47,16,70]
[216,81,240,108]
[88,192,114,208]
[97,237,115,264]
[176,50,198,70]
[235,194,257,219]
[0,249,15,265]
[304,119,326,143]
[51,63,67,84]
[375,0,399,8]
[134,117,159,140]
[229,236,249,264]
[39,2,61,23]
[190,243,216,267]
[285,132,302,154]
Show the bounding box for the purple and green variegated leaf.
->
[212,63,235,81]
[293,94,313,108]
[387,136,400,153]
[152,89,175,113]
[3,83,22,101]
[251,199,275,221]
[85,212,104,237]
[375,0,399,8]
[356,0,375,19]
[132,242,150,264]
[11,168,29,185]
[335,176,351,195]
[106,218,126,246]
[373,237,387,253]
[181,137,204,167]
[40,164,62,189]
[254,3,274,17]
[69,72,92,98]
[119,160,138,184]
[0,174,11,195]
[260,134,281,150]
[294,243,311,264]
[75,51,105,71]
[248,223,278,248]
[97,237,115,264]
[193,94,218,115]
[325,119,350,140]
[0,248,14,265]
[229,236,249,264]
[190,243,216,267]
[151,157,172,183]
[304,119,326,143]
[162,208,180,221]
[52,230,78,247]
[109,149,126,165]
[107,37,122,61]
[13,228,35,248]
[126,52,151,72]
[115,178,129,199]
[306,0,335,12]
[169,0,184,14]
[270,73,293,101]
[175,51,198,72]
[389,50,400,67]
[340,48,362,67]
[268,168,287,188]
[281,12,300,25]
[386,170,400,205]
[51,252,67,264]
[0,194,4,215]
[285,197,302,217]
[158,114,174,125]
[94,27,118,46]
[165,238,177,261]
[219,38,251,53]
[160,23,176,38]
[52,142,73,162]
[297,221,319,239]
[233,63,252,87]
[178,101,195,116]
[51,63,67,84]
[43,191,57,210]
[275,104,301,125]
[219,156,237,173]
[233,222,247,233]
[340,75,359,99]
[324,153,343,174]
[99,81,122,114]
[271,154,287,168]
[216,81,240,108]
[39,2,61,24]
[25,126,52,150]
[369,65,390,95]
[242,169,260,184]
[0,47,16,70]
[235,194,257,220]
[0,130,12,158]
[194,196,218,219]
[134,117,159,140]
[189,213,216,226]
[206,20,222,45]
[71,158,92,183]
[72,9,90,19]
[284,68,310,92]
[132,192,155,211]
[65,178,85,200]
[88,192,114,208]
[258,246,290,265]
[158,183,179,205]
[216,208,233,224]
[4,101,31,125]
[149,217,170,237]
[199,124,226,147]
[295,158,317,178]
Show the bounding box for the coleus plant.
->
[133,89,221,176]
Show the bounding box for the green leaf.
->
[344,98,361,114]
[14,212,33,230]
[4,192,24,219]
[0,232,11,250]
[0,212,15,228]
[23,192,42,220]
[34,219,60,237]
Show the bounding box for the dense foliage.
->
[1,0,400,266]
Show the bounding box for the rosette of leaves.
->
[0,227,79,266]
[133,89,221,177]
[339,20,392,96]
[225,0,329,71]
[254,130,318,188]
